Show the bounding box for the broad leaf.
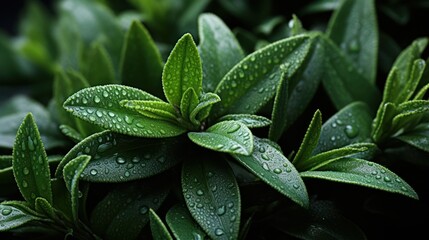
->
[12,113,52,207]
[189,92,221,126]
[90,181,169,240]
[63,84,187,138]
[396,124,429,152]
[188,121,253,155]
[232,137,309,208]
[269,70,289,141]
[212,34,313,118]
[162,33,202,107]
[327,0,378,83]
[300,158,418,199]
[321,35,380,112]
[0,203,40,231]
[292,110,322,166]
[218,114,271,128]
[182,156,241,240]
[84,43,116,86]
[180,88,199,122]
[314,102,373,154]
[149,209,173,240]
[166,204,208,240]
[198,13,244,92]
[56,131,184,182]
[120,21,164,98]
[120,100,178,121]
[63,155,91,222]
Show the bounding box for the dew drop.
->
[22,180,28,188]
[157,156,166,163]
[383,176,391,182]
[97,143,112,153]
[227,123,241,133]
[273,168,282,174]
[261,153,270,161]
[102,91,109,98]
[335,119,343,125]
[216,205,226,216]
[344,125,359,138]
[216,144,224,149]
[124,171,130,177]
[196,190,204,196]
[27,137,35,151]
[82,98,88,104]
[124,116,133,124]
[395,178,402,183]
[116,157,126,164]
[132,157,140,163]
[89,116,96,122]
[196,203,203,208]
[94,96,101,103]
[348,39,360,52]
[140,206,148,215]
[259,146,266,153]
[90,169,98,176]
[262,162,270,171]
[215,228,224,236]
[293,184,300,189]
[23,167,30,175]
[1,207,12,216]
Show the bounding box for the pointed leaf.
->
[63,84,186,138]
[392,100,429,131]
[34,197,56,220]
[189,92,221,125]
[232,137,309,208]
[314,102,373,154]
[212,34,312,118]
[371,102,397,143]
[166,204,208,240]
[198,13,244,92]
[327,0,378,83]
[0,203,40,231]
[321,36,380,112]
[218,114,271,128]
[120,100,178,121]
[292,110,322,165]
[84,43,116,86]
[12,113,52,207]
[56,131,184,182]
[149,209,173,240]
[182,156,240,240]
[396,124,429,152]
[300,158,418,199]
[90,181,169,240]
[162,33,202,106]
[63,155,91,222]
[59,125,83,142]
[269,70,289,141]
[120,21,163,98]
[188,121,253,155]
[396,59,426,103]
[180,88,199,121]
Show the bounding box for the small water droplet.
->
[376,175,381,179]
[216,205,226,216]
[293,184,300,189]
[157,156,166,163]
[335,119,343,125]
[216,144,224,149]
[348,39,360,52]
[196,190,204,196]
[22,180,28,188]
[262,162,270,171]
[344,125,359,138]
[273,168,282,174]
[395,178,402,183]
[132,157,140,163]
[401,186,408,192]
[94,96,101,103]
[90,169,98,176]
[124,171,130,177]
[227,123,241,133]
[23,167,30,175]
[227,202,234,208]
[261,153,270,161]
[116,157,126,164]
[27,137,35,151]
[196,203,203,208]
[211,185,217,192]
[1,207,12,216]
[102,91,109,97]
[140,206,148,214]
[330,136,336,141]
[367,162,374,166]
[215,228,224,236]
[383,176,391,182]
[124,116,133,124]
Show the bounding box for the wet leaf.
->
[269,70,288,141]
[166,204,208,240]
[396,124,429,152]
[149,209,173,240]
[189,92,221,126]
[0,203,41,231]
[84,43,116,86]
[292,110,322,166]
[180,88,199,122]
[120,100,178,122]
[218,114,271,129]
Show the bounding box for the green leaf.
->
[34,197,56,221]
[59,125,83,142]
[63,84,187,138]
[188,121,253,155]
[396,59,426,103]
[292,110,322,166]
[232,137,309,208]
[0,95,65,149]
[0,155,12,169]
[12,113,52,207]
[321,35,380,112]
[296,143,375,172]
[54,15,83,70]
[189,92,221,126]
[218,114,271,128]
[166,204,208,240]
[269,70,288,141]
[90,181,169,240]
[162,33,202,107]
[327,0,378,83]
[212,34,312,118]
[181,155,240,240]
[84,43,116,86]
[371,102,397,143]
[391,100,429,132]
[0,203,40,231]
[149,209,173,240]
[396,124,429,152]
[300,158,418,199]
[120,100,178,121]
[314,102,373,154]
[198,13,244,92]
[120,21,164,98]
[63,155,91,222]
[180,88,199,121]
[56,131,184,182]
[289,15,305,36]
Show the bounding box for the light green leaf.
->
[59,125,83,142]
[63,155,91,222]
[396,59,426,103]
[292,110,322,166]
[120,100,178,121]
[56,131,184,182]
[166,204,208,240]
[188,121,253,155]
[90,181,169,240]
[189,92,221,126]
[300,158,418,199]
[0,203,41,231]
[120,21,164,98]
[63,84,186,138]
[269,70,288,141]
[371,103,397,143]
[198,13,244,92]
[396,124,429,152]
[162,33,202,107]
[182,156,240,240]
[327,0,378,83]
[232,137,309,208]
[149,209,173,240]
[218,114,271,128]
[12,113,52,207]
[212,34,312,118]
[180,88,199,122]
[314,102,373,154]
[321,35,380,112]
[84,43,116,86]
